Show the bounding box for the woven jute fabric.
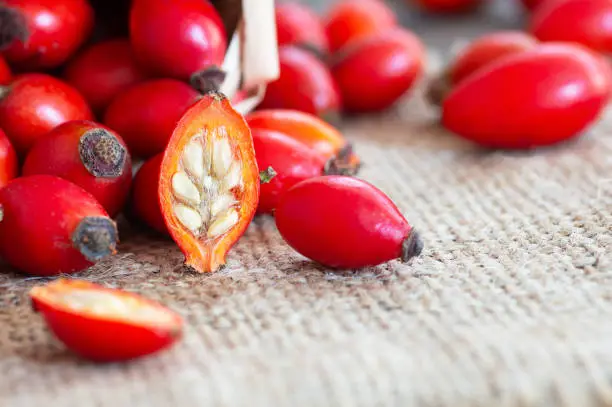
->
[1,81,612,407]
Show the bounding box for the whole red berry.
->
[275,175,423,269]
[442,43,612,149]
[0,0,94,70]
[64,39,149,115]
[0,74,93,156]
[130,153,167,234]
[129,0,227,80]
[23,120,132,217]
[325,0,397,53]
[0,57,12,86]
[0,175,118,276]
[332,28,425,113]
[103,79,200,158]
[259,46,341,117]
[276,2,329,55]
[0,129,18,188]
[530,0,612,55]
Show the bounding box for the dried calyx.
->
[401,229,423,262]
[79,128,128,178]
[324,144,361,176]
[190,66,227,95]
[171,126,244,239]
[0,6,28,50]
[72,217,119,262]
[425,71,452,107]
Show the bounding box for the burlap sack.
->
[1,63,612,407]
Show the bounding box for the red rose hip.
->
[64,39,149,115]
[130,153,167,234]
[129,0,227,80]
[104,79,200,158]
[23,120,132,217]
[0,0,94,70]
[332,28,425,113]
[30,279,183,362]
[259,46,341,117]
[0,175,118,276]
[276,2,329,55]
[0,57,12,86]
[0,74,93,156]
[0,129,18,188]
[442,43,612,149]
[275,176,423,269]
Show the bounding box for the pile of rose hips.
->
[0,0,609,363]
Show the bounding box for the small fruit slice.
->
[159,92,259,273]
[30,279,183,362]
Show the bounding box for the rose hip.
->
[427,31,538,105]
[160,92,259,273]
[247,109,359,173]
[259,46,341,117]
[325,0,397,53]
[0,74,93,157]
[30,279,183,362]
[23,120,132,217]
[0,57,11,86]
[130,153,167,234]
[104,79,201,158]
[0,175,118,276]
[64,39,149,115]
[129,0,227,81]
[331,27,425,113]
[521,0,547,10]
[275,175,423,269]
[442,43,612,149]
[530,0,612,55]
[412,0,483,13]
[276,2,329,55]
[0,129,18,188]
[0,0,94,70]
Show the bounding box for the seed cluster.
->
[171,126,243,239]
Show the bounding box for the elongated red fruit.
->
[104,79,200,158]
[64,39,149,115]
[259,46,341,117]
[530,0,612,54]
[275,176,423,269]
[0,129,18,188]
[130,153,167,234]
[276,2,329,55]
[442,43,612,149]
[0,57,12,86]
[0,0,94,70]
[23,120,132,217]
[0,175,118,276]
[30,279,183,362]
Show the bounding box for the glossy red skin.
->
[276,3,329,55]
[413,0,483,13]
[22,120,132,217]
[259,46,341,116]
[521,0,547,10]
[275,176,412,269]
[31,281,183,362]
[442,44,612,149]
[530,0,612,54]
[0,57,12,86]
[0,129,18,188]
[1,0,94,70]
[0,74,93,157]
[130,0,227,80]
[64,39,149,115]
[325,0,397,53]
[252,128,325,214]
[131,153,167,234]
[0,175,111,275]
[331,28,425,113]
[104,79,200,158]
[449,32,538,85]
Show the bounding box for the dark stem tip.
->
[324,143,361,176]
[259,166,277,184]
[425,72,452,108]
[190,66,227,95]
[401,229,424,262]
[0,6,29,50]
[72,217,119,262]
[79,128,127,178]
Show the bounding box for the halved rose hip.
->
[30,278,183,363]
[159,92,259,273]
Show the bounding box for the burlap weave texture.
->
[1,92,611,407]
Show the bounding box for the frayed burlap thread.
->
[1,86,612,407]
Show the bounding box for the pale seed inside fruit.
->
[170,127,244,241]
